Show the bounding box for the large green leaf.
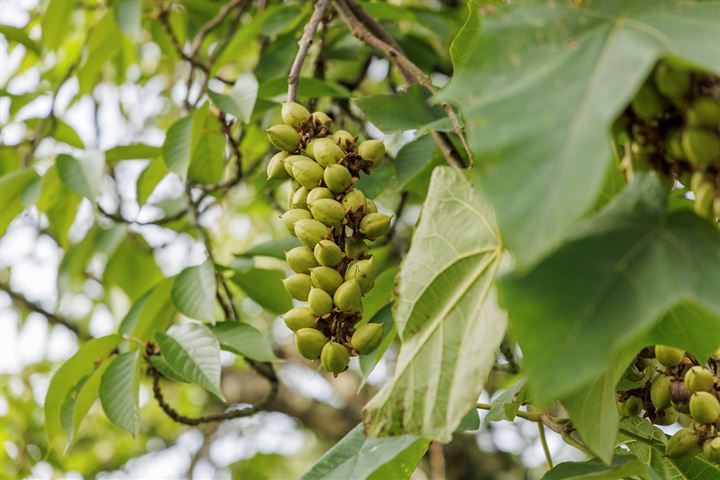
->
[156,322,225,400]
[113,0,141,38]
[210,322,280,362]
[67,357,112,450]
[499,175,720,404]
[136,156,169,205]
[394,135,436,192]
[42,0,76,51]
[36,166,81,247]
[104,236,163,302]
[105,144,161,163]
[119,278,175,339]
[0,170,40,237]
[300,425,429,480]
[100,351,141,437]
[235,237,302,260]
[172,260,217,322]
[78,11,122,93]
[231,267,293,315]
[541,455,659,480]
[363,167,508,441]
[56,153,104,201]
[355,86,446,133]
[0,25,41,54]
[440,1,720,266]
[45,335,122,448]
[207,72,259,123]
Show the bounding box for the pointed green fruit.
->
[291,186,309,209]
[685,366,715,393]
[307,187,334,205]
[282,102,310,129]
[654,63,691,99]
[333,279,362,313]
[295,328,328,359]
[694,181,714,218]
[324,164,352,193]
[310,198,345,227]
[332,130,355,148]
[311,111,332,128]
[687,97,720,129]
[313,138,345,167]
[304,139,317,159]
[285,246,318,274]
[308,287,334,316]
[314,240,343,267]
[267,152,290,180]
[665,428,701,459]
[281,209,312,235]
[682,128,720,166]
[703,437,720,464]
[283,306,316,331]
[345,258,374,293]
[618,396,643,417]
[293,159,325,189]
[654,408,678,426]
[631,83,667,120]
[358,139,385,166]
[351,323,384,354]
[689,391,720,424]
[342,189,366,213]
[365,198,378,214]
[310,266,343,294]
[283,273,312,301]
[651,374,672,409]
[320,342,349,374]
[344,237,367,258]
[284,154,312,176]
[359,213,391,240]
[294,219,329,247]
[266,124,300,151]
[655,345,685,367]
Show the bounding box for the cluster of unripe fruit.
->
[616,61,720,219]
[616,344,720,462]
[265,102,392,375]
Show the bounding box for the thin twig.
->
[0,281,81,335]
[538,422,554,469]
[97,203,188,226]
[189,0,246,57]
[287,0,331,103]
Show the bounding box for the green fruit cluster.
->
[616,62,720,219]
[615,345,720,462]
[267,102,390,375]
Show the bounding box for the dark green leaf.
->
[541,455,658,480]
[231,267,293,315]
[113,0,141,38]
[100,351,141,437]
[56,153,104,201]
[210,322,280,362]
[235,237,302,260]
[207,72,258,123]
[355,86,445,133]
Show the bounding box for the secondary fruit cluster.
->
[266,102,390,375]
[615,61,720,218]
[616,345,720,463]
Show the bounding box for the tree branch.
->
[287,0,331,103]
[0,281,81,335]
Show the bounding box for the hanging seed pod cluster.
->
[266,102,390,375]
[614,61,720,218]
[615,345,720,463]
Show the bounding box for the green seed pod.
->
[631,83,667,120]
[351,323,384,354]
[345,258,374,293]
[344,237,367,258]
[682,128,720,166]
[285,246,318,274]
[284,154,312,176]
[654,63,691,99]
[687,97,720,129]
[713,197,720,219]
[689,391,720,424]
[359,213,392,240]
[282,102,310,129]
[672,400,690,414]
[655,344,685,367]
[332,130,355,148]
[665,428,702,459]
[365,198,378,214]
[651,374,672,410]
[294,219,330,247]
[667,130,686,160]
[310,266,344,294]
[283,273,312,301]
[266,124,300,151]
[654,408,678,426]
[304,139,316,159]
[293,159,325,190]
[311,111,332,128]
[308,287,334,316]
[691,171,707,193]
[342,189,366,213]
[685,366,715,393]
[324,164,353,193]
[291,186,309,209]
[703,437,720,464]
[333,279,363,313]
[295,328,328,359]
[313,138,345,167]
[307,187,335,205]
[314,240,343,267]
[694,181,714,218]
[358,139,385,166]
[281,209,312,235]
[267,152,290,180]
[618,396,643,417]
[310,198,346,227]
[320,341,350,374]
[283,306,317,331]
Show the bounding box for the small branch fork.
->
[287,0,331,103]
